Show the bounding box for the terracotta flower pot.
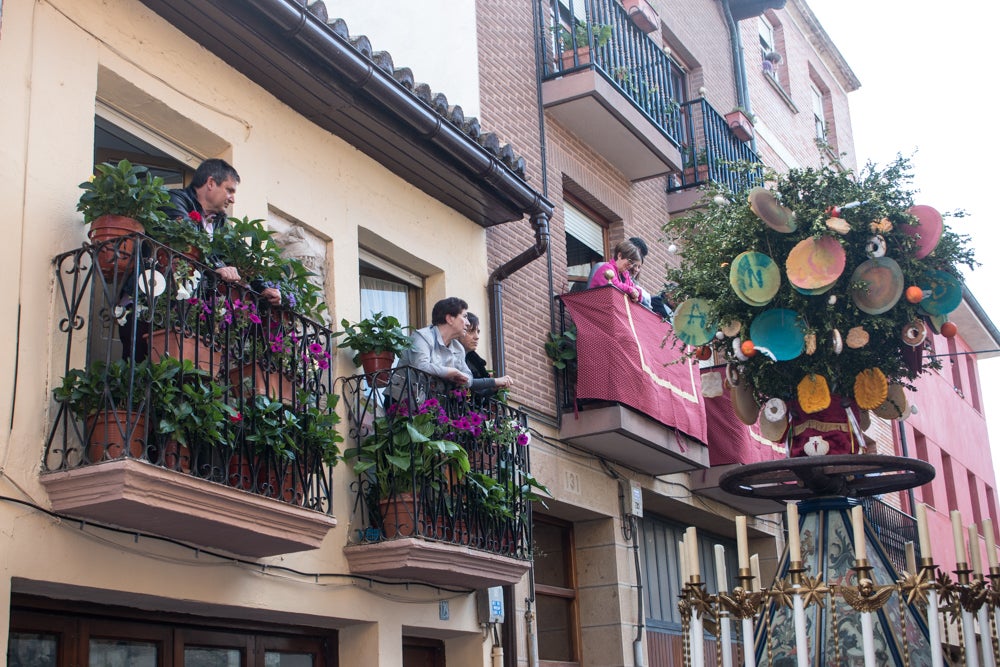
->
[560,45,591,69]
[161,440,191,473]
[86,410,146,463]
[378,492,419,539]
[147,329,219,375]
[87,214,144,280]
[359,351,395,387]
[154,245,202,272]
[226,454,304,505]
[229,362,297,403]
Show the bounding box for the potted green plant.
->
[298,397,344,468]
[53,359,151,463]
[335,312,413,383]
[149,357,238,472]
[77,159,171,278]
[145,211,212,267]
[556,21,613,68]
[344,398,470,538]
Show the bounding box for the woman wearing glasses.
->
[588,239,645,303]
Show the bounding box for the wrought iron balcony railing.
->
[667,99,764,193]
[860,496,919,572]
[340,367,535,560]
[541,0,685,144]
[46,235,337,514]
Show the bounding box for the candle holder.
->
[841,559,894,613]
[719,568,764,620]
[684,576,713,621]
[956,563,989,614]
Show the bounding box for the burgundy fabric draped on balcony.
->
[702,389,786,466]
[561,287,707,443]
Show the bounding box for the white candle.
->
[852,505,867,562]
[905,541,917,574]
[787,503,801,562]
[736,516,750,569]
[687,527,700,578]
[679,539,689,583]
[916,503,932,559]
[985,519,998,569]
[969,525,983,577]
[715,544,729,592]
[750,554,761,592]
[952,510,968,563]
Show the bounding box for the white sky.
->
[805,1,1000,481]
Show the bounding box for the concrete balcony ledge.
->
[40,459,337,558]
[560,403,709,475]
[344,539,530,589]
[542,68,682,181]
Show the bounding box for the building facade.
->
[2,0,998,666]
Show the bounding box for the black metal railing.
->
[538,1,763,191]
[46,234,337,513]
[860,497,919,572]
[340,367,534,560]
[540,0,685,144]
[667,98,764,193]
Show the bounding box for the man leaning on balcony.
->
[398,297,513,393]
[163,159,280,306]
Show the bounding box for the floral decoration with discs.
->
[663,157,976,456]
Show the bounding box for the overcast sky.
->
[805,1,1000,482]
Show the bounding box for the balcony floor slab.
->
[560,404,709,474]
[542,68,681,181]
[40,459,337,558]
[344,539,530,589]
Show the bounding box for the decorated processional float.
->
[662,157,998,667]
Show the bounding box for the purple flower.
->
[517,432,530,446]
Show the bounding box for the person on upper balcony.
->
[162,159,280,305]
[400,297,513,393]
[588,239,645,303]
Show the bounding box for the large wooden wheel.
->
[719,454,935,501]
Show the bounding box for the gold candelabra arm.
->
[718,587,764,620]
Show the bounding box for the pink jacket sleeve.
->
[589,261,643,301]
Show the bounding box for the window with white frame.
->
[359,249,423,331]
[811,84,827,141]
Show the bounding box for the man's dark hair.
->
[431,297,468,325]
[629,236,649,259]
[466,312,480,329]
[191,159,240,188]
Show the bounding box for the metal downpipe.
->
[488,213,551,376]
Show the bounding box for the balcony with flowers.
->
[45,164,342,557]
[339,367,543,589]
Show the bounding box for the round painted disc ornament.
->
[786,236,846,291]
[903,205,944,259]
[749,309,807,361]
[730,251,781,306]
[673,298,715,346]
[918,270,963,316]
[850,257,904,315]
[748,187,797,233]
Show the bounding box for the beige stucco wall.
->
[0,0,495,662]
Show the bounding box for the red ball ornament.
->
[905,285,924,304]
[941,321,958,338]
[694,346,713,361]
[740,340,757,357]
